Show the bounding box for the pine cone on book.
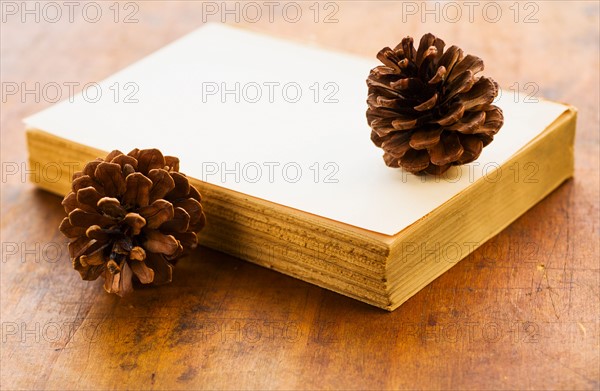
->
[367,33,504,175]
[59,149,206,296]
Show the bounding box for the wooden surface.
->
[1,1,598,389]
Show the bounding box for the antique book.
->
[25,23,576,310]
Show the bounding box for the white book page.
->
[25,23,568,236]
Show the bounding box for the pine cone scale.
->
[414,93,438,111]
[59,217,83,238]
[430,133,464,166]
[400,149,430,172]
[457,136,484,164]
[95,162,126,197]
[161,207,190,233]
[448,55,483,82]
[428,66,446,84]
[143,230,179,255]
[451,111,485,133]
[415,34,438,66]
[77,186,103,209]
[144,252,173,285]
[139,199,174,229]
[123,213,146,235]
[98,197,126,218]
[409,128,443,150]
[72,175,102,194]
[130,261,154,284]
[122,173,152,208]
[148,169,175,202]
[392,118,418,131]
[438,46,462,73]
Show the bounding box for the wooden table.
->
[1,1,598,389]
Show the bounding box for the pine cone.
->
[59,149,206,296]
[367,33,504,175]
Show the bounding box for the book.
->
[24,23,576,310]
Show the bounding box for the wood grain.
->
[1,1,598,389]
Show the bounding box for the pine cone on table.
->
[367,33,504,175]
[59,149,206,296]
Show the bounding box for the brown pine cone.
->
[367,33,504,175]
[59,149,206,296]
